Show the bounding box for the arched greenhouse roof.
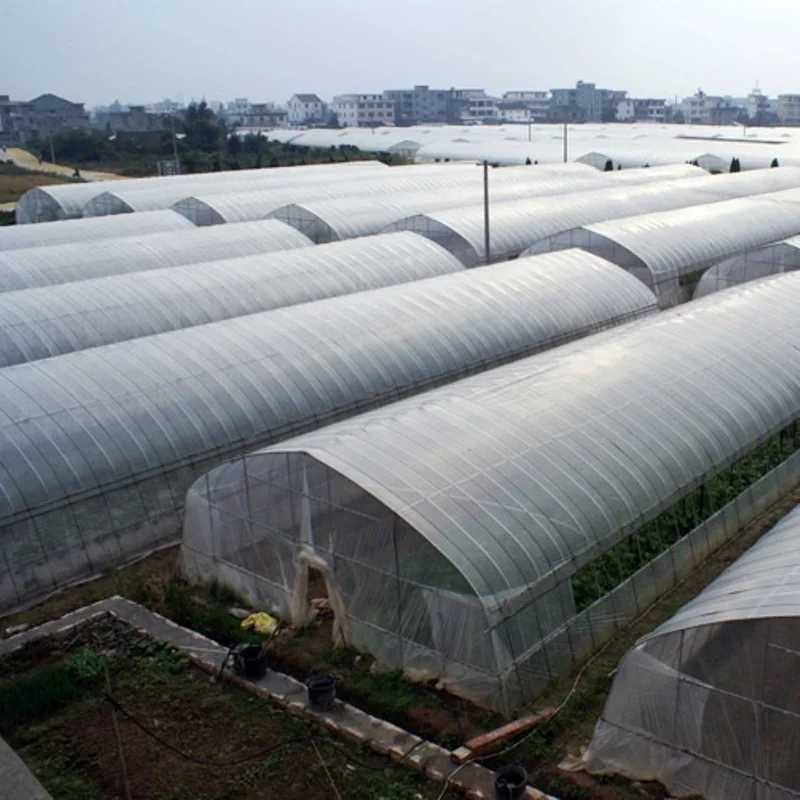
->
[0,210,194,252]
[0,219,311,292]
[169,163,598,226]
[0,250,657,609]
[527,188,800,307]
[389,168,800,267]
[644,504,800,640]
[15,162,389,223]
[0,232,464,367]
[269,165,706,244]
[248,273,800,603]
[694,235,800,298]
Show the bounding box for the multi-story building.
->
[550,81,627,122]
[332,94,394,127]
[94,104,165,132]
[287,94,326,126]
[776,94,800,125]
[618,97,667,122]
[680,90,742,125]
[0,93,89,142]
[383,85,454,124]
[245,103,287,128]
[497,100,536,123]
[452,89,499,123]
[502,91,550,122]
[225,98,252,126]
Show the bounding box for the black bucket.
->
[494,765,527,800]
[234,644,267,680]
[307,674,336,712]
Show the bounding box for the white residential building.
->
[332,94,394,127]
[680,91,740,125]
[617,98,636,121]
[502,91,550,122]
[287,94,326,126]
[454,89,499,123]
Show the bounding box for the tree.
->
[730,157,741,173]
[604,159,614,171]
[183,100,225,153]
[771,158,780,168]
[226,134,241,156]
[242,133,262,155]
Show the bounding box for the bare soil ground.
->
[3,616,460,800]
[0,162,78,205]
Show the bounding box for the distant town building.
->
[145,99,184,116]
[94,104,164,132]
[549,81,626,123]
[501,91,550,122]
[680,90,742,125]
[332,94,395,127]
[0,92,89,143]
[287,94,326,126]
[383,85,454,124]
[617,97,667,123]
[244,103,287,128]
[225,98,252,126]
[452,89,499,123]
[776,94,800,125]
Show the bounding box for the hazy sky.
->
[2,0,798,106]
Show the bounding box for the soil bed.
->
[2,616,459,800]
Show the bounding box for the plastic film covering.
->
[584,503,800,799]
[0,232,465,367]
[14,162,388,223]
[169,163,597,226]
[182,274,800,711]
[269,165,706,244]
[695,235,800,298]
[526,188,800,307]
[0,250,657,612]
[0,219,311,293]
[0,210,194,252]
[81,163,464,219]
[389,167,800,267]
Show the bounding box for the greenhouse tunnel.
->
[583,502,800,799]
[386,168,800,267]
[0,209,194,252]
[0,251,657,613]
[182,274,800,713]
[0,219,311,292]
[13,161,388,223]
[0,232,465,367]
[168,162,597,226]
[268,164,705,244]
[694,235,800,298]
[523,188,800,307]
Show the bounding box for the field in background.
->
[0,161,79,206]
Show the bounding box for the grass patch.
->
[0,162,80,204]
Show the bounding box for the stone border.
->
[0,597,554,800]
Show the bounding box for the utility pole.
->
[482,160,491,265]
[563,121,568,163]
[49,133,56,165]
[171,115,181,174]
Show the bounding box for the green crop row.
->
[572,420,799,612]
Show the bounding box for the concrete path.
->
[0,736,52,799]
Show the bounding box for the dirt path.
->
[3,147,123,182]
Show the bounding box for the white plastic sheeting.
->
[695,235,800,298]
[525,188,800,307]
[387,168,800,267]
[0,209,194,252]
[269,164,704,244]
[170,162,596,226]
[0,250,657,612]
[0,232,464,366]
[15,161,388,223]
[182,274,800,712]
[81,163,472,218]
[0,219,311,292]
[584,503,800,799]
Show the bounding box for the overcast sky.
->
[2,0,797,106]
